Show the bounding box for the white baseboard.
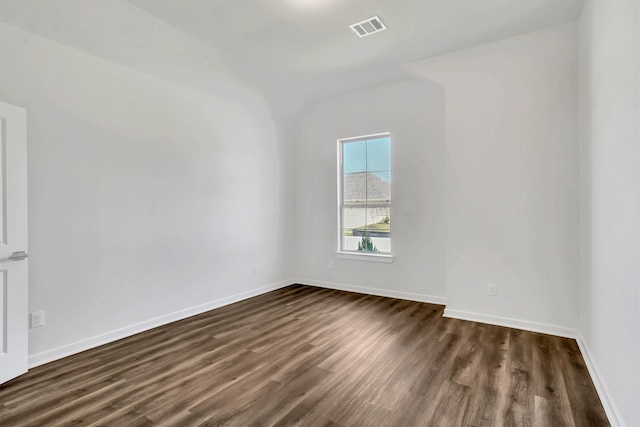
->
[28,279,295,369]
[443,308,578,339]
[575,333,625,427]
[295,278,446,305]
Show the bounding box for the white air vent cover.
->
[350,16,386,38]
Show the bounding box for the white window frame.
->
[336,132,393,263]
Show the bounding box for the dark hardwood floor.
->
[0,285,609,426]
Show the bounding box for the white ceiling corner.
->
[0,0,584,122]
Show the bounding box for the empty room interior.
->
[0,0,638,426]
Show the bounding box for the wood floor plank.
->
[532,334,576,427]
[459,324,509,427]
[557,337,610,426]
[0,285,609,426]
[427,380,471,426]
[501,329,535,426]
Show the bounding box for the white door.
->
[0,101,28,385]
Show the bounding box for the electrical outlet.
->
[254,265,259,275]
[328,260,334,269]
[31,311,45,328]
[488,283,497,296]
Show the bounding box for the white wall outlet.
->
[31,311,45,328]
[254,265,259,275]
[328,260,334,269]
[488,283,497,296]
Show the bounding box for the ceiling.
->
[0,0,583,122]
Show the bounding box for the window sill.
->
[335,251,394,263]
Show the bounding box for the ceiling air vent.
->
[349,16,386,38]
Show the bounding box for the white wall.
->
[0,24,294,362]
[294,80,447,301]
[579,0,640,425]
[408,23,580,333]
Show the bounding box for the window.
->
[338,133,391,257]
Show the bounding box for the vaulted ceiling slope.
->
[0,0,583,122]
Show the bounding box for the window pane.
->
[365,207,390,254]
[342,207,365,252]
[342,229,359,252]
[366,172,390,203]
[343,172,367,203]
[342,207,366,231]
[366,137,390,172]
[365,207,390,230]
[343,141,367,174]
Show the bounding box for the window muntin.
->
[339,134,391,254]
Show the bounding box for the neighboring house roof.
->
[344,173,390,203]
